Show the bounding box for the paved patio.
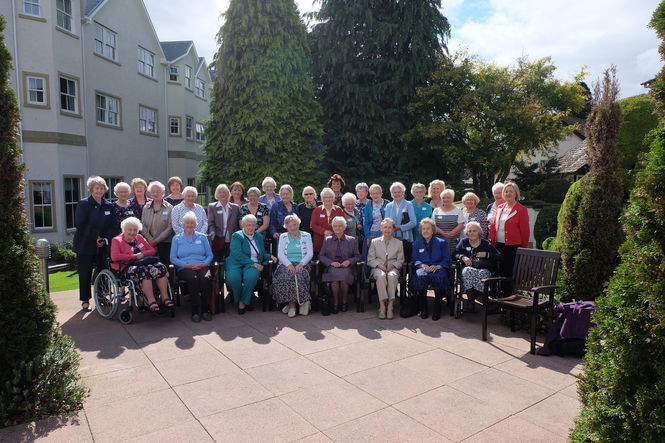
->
[1,290,582,442]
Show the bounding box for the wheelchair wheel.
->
[118,308,133,325]
[93,269,121,319]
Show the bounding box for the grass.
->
[49,270,79,293]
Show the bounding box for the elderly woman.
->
[490,182,530,282]
[319,216,360,313]
[208,184,240,261]
[461,192,489,240]
[341,192,363,239]
[298,186,318,236]
[226,214,275,314]
[328,173,346,206]
[269,184,298,241]
[129,178,150,220]
[486,182,505,227]
[456,221,501,310]
[112,182,135,234]
[240,187,270,235]
[170,212,214,322]
[311,187,345,253]
[171,186,208,235]
[355,182,370,229]
[141,181,174,266]
[433,189,465,256]
[411,183,433,241]
[165,176,184,206]
[73,176,116,311]
[427,179,446,209]
[362,184,389,262]
[412,218,450,320]
[384,182,417,261]
[274,214,314,317]
[111,217,172,312]
[229,181,247,206]
[367,218,404,319]
[259,176,281,210]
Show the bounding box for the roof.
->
[562,115,586,139]
[85,0,106,17]
[641,78,656,88]
[558,140,589,174]
[160,41,193,62]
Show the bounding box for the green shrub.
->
[542,236,557,251]
[49,242,76,264]
[534,205,560,248]
[540,178,571,203]
[618,94,658,191]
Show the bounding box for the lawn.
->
[49,270,79,293]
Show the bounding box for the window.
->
[195,78,205,98]
[26,75,46,105]
[195,122,205,142]
[94,23,116,61]
[138,47,155,77]
[103,177,122,202]
[56,0,72,31]
[184,65,192,88]
[169,117,181,136]
[64,176,81,229]
[59,76,77,114]
[139,106,157,134]
[31,182,54,230]
[23,0,40,16]
[96,93,120,127]
[169,66,178,82]
[185,116,193,139]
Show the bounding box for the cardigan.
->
[170,231,213,270]
[489,202,530,247]
[411,200,433,240]
[276,231,314,266]
[454,238,501,271]
[384,199,417,242]
[310,205,344,252]
[73,195,116,255]
[141,200,174,244]
[110,233,157,271]
[362,199,389,237]
[269,201,299,236]
[225,230,272,268]
[412,236,450,269]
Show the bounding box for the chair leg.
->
[482,304,488,341]
[530,310,537,354]
[510,311,516,332]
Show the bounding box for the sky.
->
[144,0,661,98]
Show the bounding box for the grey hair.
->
[331,215,347,228]
[491,182,505,193]
[464,221,482,235]
[441,188,455,200]
[283,214,301,228]
[215,184,230,198]
[241,214,257,226]
[113,181,131,194]
[419,217,437,233]
[87,176,108,192]
[390,182,406,193]
[462,192,480,205]
[320,187,335,199]
[121,216,142,232]
[355,182,369,192]
[147,181,165,194]
[380,217,396,229]
[247,187,261,196]
[182,211,198,225]
[411,183,426,194]
[262,176,276,188]
[182,185,198,197]
[341,192,357,205]
[302,186,317,199]
[279,184,293,197]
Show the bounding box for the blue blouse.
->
[269,201,298,236]
[170,231,213,269]
[411,200,433,240]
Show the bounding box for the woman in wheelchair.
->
[226,214,276,314]
[319,216,360,313]
[170,211,214,322]
[455,221,501,310]
[111,217,172,312]
[412,218,450,320]
[367,218,404,320]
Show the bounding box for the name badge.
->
[419,248,425,253]
[195,240,202,245]
[320,214,326,218]
[138,243,144,248]
[422,207,428,211]
[162,211,168,215]
[217,210,224,214]
[127,211,134,215]
[104,211,111,215]
[257,212,262,216]
[466,246,472,251]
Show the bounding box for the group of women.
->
[73,173,530,322]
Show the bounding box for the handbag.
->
[400,211,410,225]
[400,293,419,318]
[131,256,160,267]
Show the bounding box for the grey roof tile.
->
[160,41,193,62]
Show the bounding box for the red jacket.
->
[110,233,157,271]
[490,202,530,248]
[310,205,344,252]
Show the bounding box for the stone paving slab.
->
[0,290,582,442]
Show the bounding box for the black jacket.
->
[72,195,116,255]
[455,238,502,271]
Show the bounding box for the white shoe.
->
[282,304,290,314]
[299,301,311,316]
[288,307,296,318]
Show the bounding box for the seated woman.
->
[274,214,314,318]
[455,221,501,311]
[111,217,172,312]
[412,218,450,321]
[170,212,214,322]
[226,214,275,314]
[367,218,404,320]
[319,216,360,313]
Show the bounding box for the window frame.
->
[22,72,50,108]
[137,46,155,78]
[55,0,72,32]
[169,116,181,137]
[63,175,82,231]
[94,22,117,62]
[195,122,205,143]
[184,65,192,89]
[103,177,123,202]
[169,66,179,82]
[194,77,205,99]
[95,91,122,129]
[23,0,40,17]
[185,115,194,140]
[29,180,56,232]
[58,73,80,117]
[139,105,158,136]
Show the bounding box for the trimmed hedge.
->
[534,204,560,249]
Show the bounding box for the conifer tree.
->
[201,0,324,189]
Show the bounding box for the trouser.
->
[226,264,261,305]
[157,242,171,266]
[76,250,107,302]
[177,267,212,315]
[495,243,518,293]
[372,268,399,301]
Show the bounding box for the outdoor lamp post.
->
[35,238,50,293]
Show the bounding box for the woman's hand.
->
[386,264,394,272]
[270,255,278,263]
[462,256,472,267]
[357,224,362,232]
[208,232,215,241]
[136,252,145,260]
[324,230,333,237]
[331,262,341,268]
[377,264,386,272]
[295,263,304,273]
[149,239,158,247]
[273,233,280,239]
[254,263,264,272]
[476,251,487,258]
[287,264,296,274]
[96,236,105,247]
[341,260,351,268]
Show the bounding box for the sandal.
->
[148,301,161,312]
[161,298,174,308]
[81,302,92,312]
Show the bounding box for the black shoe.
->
[81,302,92,312]
[420,311,429,319]
[340,303,348,312]
[191,314,201,323]
[332,305,339,314]
[202,312,212,321]
[245,304,254,312]
[238,307,246,315]
[432,312,440,321]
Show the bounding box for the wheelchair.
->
[93,249,175,325]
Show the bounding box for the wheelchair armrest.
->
[531,285,557,294]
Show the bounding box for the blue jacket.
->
[225,230,272,269]
[259,193,281,209]
[384,199,417,242]
[73,195,116,255]
[269,201,298,236]
[170,231,213,270]
[412,236,450,269]
[411,200,433,240]
[362,199,390,238]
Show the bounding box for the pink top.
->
[110,233,156,271]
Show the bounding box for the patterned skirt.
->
[412,267,448,290]
[461,267,492,292]
[273,263,311,304]
[126,262,168,285]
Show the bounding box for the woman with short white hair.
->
[486,182,505,226]
[208,184,240,261]
[341,192,362,240]
[410,183,433,241]
[311,187,344,253]
[112,182,134,234]
[142,181,174,265]
[259,176,281,209]
[171,185,207,235]
[298,186,318,235]
[432,188,464,256]
[319,216,360,313]
[367,218,404,319]
[384,181,417,260]
[269,184,298,241]
[461,192,489,240]
[240,187,270,235]
[111,217,171,312]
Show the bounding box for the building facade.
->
[0,0,212,243]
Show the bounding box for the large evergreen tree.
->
[309,0,450,186]
[201,0,324,190]
[0,16,85,425]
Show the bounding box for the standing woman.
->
[269,184,298,244]
[432,189,464,256]
[362,184,390,262]
[427,180,446,209]
[259,176,281,210]
[384,182,417,261]
[298,186,318,236]
[486,182,505,227]
[73,176,116,311]
[327,173,346,206]
[460,192,489,239]
[410,183,433,241]
[229,181,247,206]
[310,187,344,253]
[367,218,404,320]
[141,181,174,265]
[111,182,135,235]
[319,216,360,313]
[129,178,150,220]
[490,182,530,281]
[165,176,184,206]
[171,186,208,235]
[341,193,363,240]
[208,184,240,261]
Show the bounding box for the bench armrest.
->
[531,285,557,294]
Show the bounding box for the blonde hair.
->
[131,177,148,193]
[380,217,396,229]
[503,182,521,200]
[462,192,480,205]
[428,179,445,197]
[369,184,383,194]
